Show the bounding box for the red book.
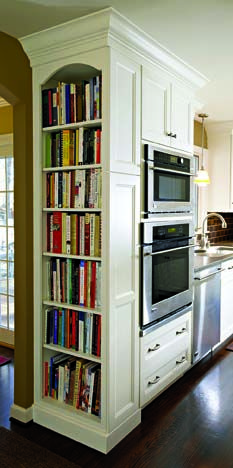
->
[84,213,90,256]
[72,310,76,349]
[44,361,49,396]
[52,211,62,253]
[90,262,96,309]
[96,129,101,163]
[66,309,70,348]
[84,261,88,307]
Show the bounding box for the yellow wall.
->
[0,32,33,409]
[0,106,13,134]
[194,120,208,148]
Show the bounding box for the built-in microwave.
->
[140,214,194,329]
[144,144,195,217]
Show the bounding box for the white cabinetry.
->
[207,123,233,212]
[142,66,194,153]
[221,259,233,341]
[20,7,206,454]
[140,310,192,407]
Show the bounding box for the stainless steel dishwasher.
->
[192,264,223,364]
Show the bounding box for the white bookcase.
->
[20,7,207,454]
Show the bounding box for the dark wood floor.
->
[1,344,233,467]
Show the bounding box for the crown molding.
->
[0,97,10,108]
[20,7,208,91]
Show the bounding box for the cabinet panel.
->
[171,84,193,153]
[108,172,140,430]
[142,67,170,146]
[110,50,140,175]
[221,261,233,341]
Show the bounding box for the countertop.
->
[194,242,233,272]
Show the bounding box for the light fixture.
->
[194,113,210,186]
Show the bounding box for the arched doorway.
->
[0,31,33,419]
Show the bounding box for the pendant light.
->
[194,113,210,186]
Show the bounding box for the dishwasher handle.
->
[194,267,224,281]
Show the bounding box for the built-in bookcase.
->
[21,8,142,454]
[41,70,103,418]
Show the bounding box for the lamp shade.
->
[194,168,210,186]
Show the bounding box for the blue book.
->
[53,309,58,344]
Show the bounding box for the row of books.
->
[44,308,101,357]
[43,354,101,416]
[44,127,101,168]
[46,168,102,209]
[47,212,101,257]
[42,76,102,127]
[47,258,101,309]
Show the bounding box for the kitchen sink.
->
[195,246,233,257]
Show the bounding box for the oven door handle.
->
[150,166,194,176]
[144,244,195,256]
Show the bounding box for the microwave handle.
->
[150,166,194,176]
[144,244,195,256]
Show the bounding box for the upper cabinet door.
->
[171,83,193,153]
[142,65,194,154]
[142,66,171,146]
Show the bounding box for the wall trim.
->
[10,404,33,423]
[0,97,10,108]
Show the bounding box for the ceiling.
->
[0,0,232,123]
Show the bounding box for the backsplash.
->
[207,213,233,244]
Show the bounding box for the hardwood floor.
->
[1,344,233,467]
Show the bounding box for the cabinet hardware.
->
[166,132,172,137]
[176,327,186,335]
[148,376,160,385]
[176,356,186,365]
[194,351,199,357]
[171,133,177,138]
[147,344,160,352]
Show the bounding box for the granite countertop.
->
[194,241,233,272]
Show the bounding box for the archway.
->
[0,31,33,416]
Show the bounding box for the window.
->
[0,155,14,331]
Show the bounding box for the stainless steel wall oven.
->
[144,144,195,217]
[141,215,194,329]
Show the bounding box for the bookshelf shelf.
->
[42,119,102,132]
[43,208,102,213]
[43,164,102,172]
[43,252,102,261]
[41,397,102,424]
[44,343,102,363]
[43,300,102,315]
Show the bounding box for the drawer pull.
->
[176,327,186,335]
[176,356,186,365]
[148,344,160,353]
[148,376,160,385]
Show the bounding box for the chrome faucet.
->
[200,212,227,250]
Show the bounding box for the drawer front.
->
[141,312,191,373]
[140,346,191,407]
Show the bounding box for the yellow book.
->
[71,214,77,255]
[62,129,70,166]
[94,214,100,257]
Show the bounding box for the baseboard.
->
[10,404,33,424]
